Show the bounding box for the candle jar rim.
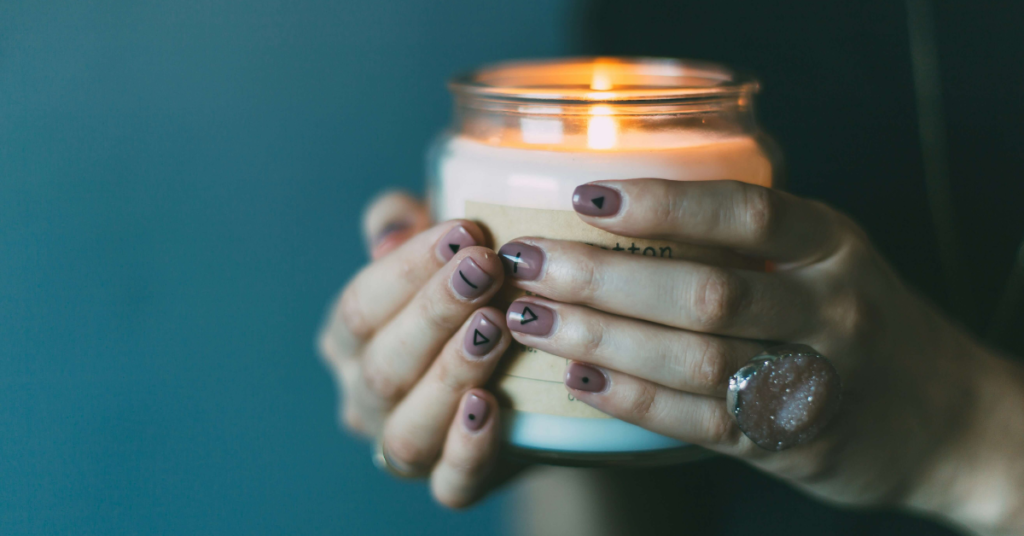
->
[449,56,759,106]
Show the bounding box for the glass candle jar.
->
[427,57,779,465]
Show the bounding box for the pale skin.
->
[318,179,1024,534]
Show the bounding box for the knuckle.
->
[626,382,658,423]
[689,269,745,331]
[417,291,458,333]
[341,406,367,435]
[317,329,342,364]
[741,184,778,243]
[385,433,432,471]
[706,407,742,446]
[338,287,373,340]
[360,363,404,405]
[651,182,681,228]
[690,339,729,392]
[828,290,881,342]
[561,244,606,303]
[339,407,376,440]
[572,315,607,357]
[812,202,868,262]
[445,452,489,482]
[433,357,469,396]
[565,248,604,303]
[431,482,475,510]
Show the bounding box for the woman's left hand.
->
[498,178,1009,515]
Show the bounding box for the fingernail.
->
[565,362,607,392]
[451,257,494,299]
[498,242,544,280]
[437,225,477,262]
[506,301,555,337]
[372,219,413,248]
[464,311,502,357]
[572,184,621,217]
[462,394,490,432]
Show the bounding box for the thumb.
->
[362,191,431,259]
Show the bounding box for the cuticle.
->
[546,307,559,337]
[596,367,611,393]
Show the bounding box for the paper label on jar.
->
[465,201,761,419]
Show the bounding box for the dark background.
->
[2,0,1022,534]
[580,0,1024,336]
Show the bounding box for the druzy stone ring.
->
[727,344,843,451]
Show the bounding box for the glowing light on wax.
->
[587,104,618,149]
[586,67,619,150]
[590,67,612,91]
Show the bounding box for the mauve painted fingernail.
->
[498,242,544,280]
[464,311,502,357]
[572,184,621,217]
[452,257,493,299]
[437,225,477,261]
[462,394,490,432]
[506,301,554,336]
[565,363,607,392]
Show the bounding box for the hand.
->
[318,192,517,508]
[498,179,1024,531]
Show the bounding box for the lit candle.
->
[428,57,777,464]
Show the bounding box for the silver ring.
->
[372,438,422,479]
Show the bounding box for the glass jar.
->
[427,57,779,465]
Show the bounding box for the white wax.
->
[436,134,772,219]
[434,134,772,456]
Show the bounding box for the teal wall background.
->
[0,1,570,534]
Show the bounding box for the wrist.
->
[906,338,1024,534]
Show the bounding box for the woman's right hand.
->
[317,192,513,507]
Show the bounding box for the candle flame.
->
[590,69,612,91]
[587,105,617,150]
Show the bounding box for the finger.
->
[571,179,851,266]
[499,238,817,341]
[430,390,502,509]
[317,328,379,437]
[505,297,763,397]
[318,306,383,436]
[562,363,759,459]
[362,191,430,259]
[381,308,510,473]
[320,219,486,436]
[359,246,504,408]
[324,219,485,349]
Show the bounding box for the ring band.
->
[372,438,422,479]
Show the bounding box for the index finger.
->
[571,179,851,266]
[322,219,485,350]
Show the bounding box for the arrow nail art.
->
[438,225,477,262]
[507,301,554,337]
[464,311,502,357]
[572,184,621,217]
